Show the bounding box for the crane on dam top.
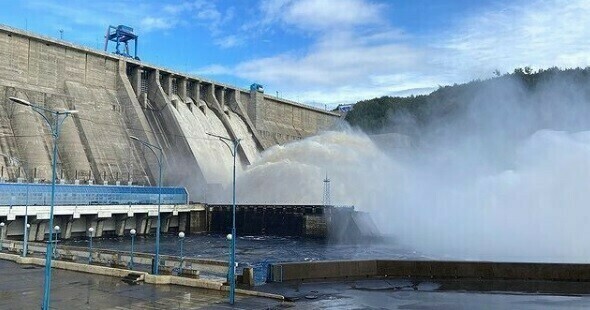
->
[250,83,264,93]
[104,25,139,60]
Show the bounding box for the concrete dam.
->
[0,24,340,202]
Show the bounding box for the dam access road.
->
[2,258,590,310]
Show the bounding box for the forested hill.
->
[344,67,590,135]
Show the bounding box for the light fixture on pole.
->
[26,223,30,254]
[206,132,241,305]
[129,136,163,275]
[129,229,136,270]
[8,96,77,310]
[0,222,5,251]
[178,231,185,274]
[226,233,233,286]
[88,227,94,264]
[53,225,60,259]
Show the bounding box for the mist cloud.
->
[234,72,590,263]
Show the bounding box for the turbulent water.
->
[63,234,420,284]
[235,131,394,205]
[231,74,590,264]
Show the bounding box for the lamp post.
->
[0,153,30,257]
[178,231,185,274]
[88,227,94,264]
[206,132,241,305]
[226,233,233,287]
[25,224,30,255]
[53,225,60,259]
[129,229,136,270]
[0,222,5,251]
[8,97,77,310]
[129,136,163,275]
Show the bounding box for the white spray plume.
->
[235,72,590,263]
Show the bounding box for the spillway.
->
[170,97,234,185]
[227,110,259,165]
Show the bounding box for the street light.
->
[129,136,163,275]
[226,233,234,288]
[8,96,77,310]
[0,153,30,257]
[88,227,94,264]
[53,225,60,259]
[25,223,30,255]
[178,231,185,274]
[129,229,136,270]
[206,132,242,305]
[0,222,5,251]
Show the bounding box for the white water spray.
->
[236,73,590,263]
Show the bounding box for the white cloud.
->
[443,0,590,74]
[214,35,243,49]
[235,31,423,87]
[209,0,590,107]
[260,0,385,31]
[140,17,173,31]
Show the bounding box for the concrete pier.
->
[1,203,368,240]
[203,204,367,239]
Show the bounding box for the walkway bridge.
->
[0,183,374,241]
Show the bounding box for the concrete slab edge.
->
[0,253,285,300]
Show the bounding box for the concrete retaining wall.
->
[0,251,283,300]
[0,239,228,276]
[268,260,590,283]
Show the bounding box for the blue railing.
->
[0,183,188,206]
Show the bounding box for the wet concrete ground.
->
[259,279,590,309]
[0,260,280,309]
[3,258,590,309]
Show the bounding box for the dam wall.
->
[0,24,340,200]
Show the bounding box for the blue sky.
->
[1,0,588,108]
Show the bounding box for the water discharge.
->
[171,97,261,202]
[235,74,590,263]
[172,100,233,186]
[227,110,259,164]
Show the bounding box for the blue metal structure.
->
[250,83,264,93]
[104,25,139,59]
[8,96,77,310]
[130,136,163,276]
[206,132,241,305]
[0,183,187,206]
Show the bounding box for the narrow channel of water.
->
[62,234,423,284]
